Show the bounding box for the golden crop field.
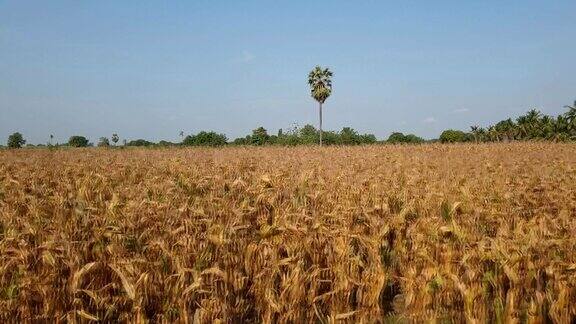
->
[0,143,575,322]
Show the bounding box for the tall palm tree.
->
[308,66,333,146]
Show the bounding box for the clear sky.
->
[1,1,575,144]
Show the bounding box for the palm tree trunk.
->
[319,102,323,146]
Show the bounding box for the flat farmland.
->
[0,143,575,322]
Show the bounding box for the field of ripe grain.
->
[1,143,575,322]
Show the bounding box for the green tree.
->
[485,126,495,141]
[126,139,154,147]
[274,125,301,146]
[525,109,542,139]
[516,115,529,139]
[360,134,377,144]
[182,131,227,146]
[494,119,516,141]
[514,109,543,139]
[526,109,542,124]
[540,115,554,139]
[477,127,487,142]
[387,132,406,143]
[439,130,469,143]
[387,132,424,144]
[308,66,333,146]
[7,132,26,149]
[339,127,360,145]
[473,103,576,143]
[250,127,270,146]
[299,124,318,144]
[549,114,571,142]
[321,131,340,145]
[68,136,89,147]
[158,140,176,147]
[232,137,250,145]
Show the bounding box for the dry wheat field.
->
[0,143,575,322]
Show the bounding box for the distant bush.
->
[321,131,340,145]
[126,139,155,147]
[232,137,251,145]
[387,132,424,144]
[68,136,89,147]
[360,134,377,144]
[249,127,270,146]
[299,125,319,144]
[439,130,470,143]
[339,127,361,145]
[7,132,26,149]
[337,127,377,145]
[182,131,227,147]
[234,125,377,146]
[157,140,177,147]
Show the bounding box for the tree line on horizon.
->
[439,103,576,143]
[4,64,575,148]
[3,124,378,149]
[5,63,574,148]
[4,101,575,149]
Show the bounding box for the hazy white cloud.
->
[423,117,437,124]
[453,108,469,113]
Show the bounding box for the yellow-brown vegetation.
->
[0,143,575,322]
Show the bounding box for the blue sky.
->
[1,0,575,144]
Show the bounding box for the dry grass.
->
[0,143,575,322]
